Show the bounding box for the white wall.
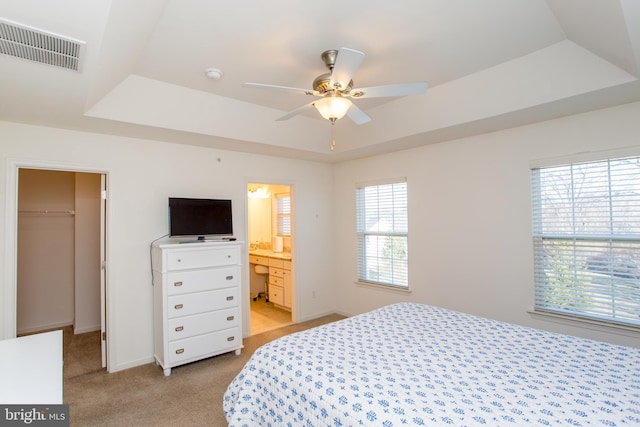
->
[4,100,640,372]
[0,122,335,372]
[247,194,272,245]
[333,101,640,348]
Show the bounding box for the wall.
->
[0,122,335,372]
[248,183,292,250]
[333,101,640,348]
[247,193,271,245]
[5,100,640,371]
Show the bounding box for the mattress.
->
[224,302,640,426]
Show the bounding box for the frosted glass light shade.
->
[313,96,352,121]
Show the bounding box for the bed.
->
[223,302,640,426]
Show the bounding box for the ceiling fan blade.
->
[346,103,371,125]
[330,47,365,91]
[276,101,316,121]
[351,82,428,98]
[243,82,318,96]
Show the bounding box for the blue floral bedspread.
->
[223,302,640,426]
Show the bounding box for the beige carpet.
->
[63,313,345,426]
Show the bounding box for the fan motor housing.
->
[313,72,353,94]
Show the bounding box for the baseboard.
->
[108,356,155,373]
[333,309,354,318]
[74,324,100,335]
[296,309,346,323]
[17,320,73,336]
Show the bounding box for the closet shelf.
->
[18,210,75,215]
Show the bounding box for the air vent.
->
[0,18,85,71]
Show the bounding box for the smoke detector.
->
[205,68,223,80]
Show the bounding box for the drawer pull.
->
[226,275,234,280]
[174,304,184,309]
[174,281,183,287]
[226,296,234,301]
[227,316,234,321]
[175,326,184,332]
[175,348,184,354]
[227,336,235,342]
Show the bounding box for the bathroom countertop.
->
[249,249,292,260]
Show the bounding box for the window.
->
[273,193,291,236]
[356,179,408,288]
[531,155,640,327]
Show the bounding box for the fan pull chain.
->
[330,124,336,151]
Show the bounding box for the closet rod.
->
[18,210,76,215]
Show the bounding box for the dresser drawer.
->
[167,308,239,341]
[269,285,284,306]
[166,246,240,271]
[168,287,239,318]
[268,258,284,268]
[283,260,292,270]
[168,327,242,364]
[269,275,283,287]
[166,266,240,295]
[249,255,269,266]
[269,266,284,278]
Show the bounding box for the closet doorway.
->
[16,168,107,369]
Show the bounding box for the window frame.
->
[356,178,409,289]
[530,149,640,329]
[272,192,291,237]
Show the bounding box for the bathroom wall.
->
[247,183,291,249]
[247,192,271,246]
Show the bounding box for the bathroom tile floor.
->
[250,297,292,335]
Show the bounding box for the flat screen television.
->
[168,197,233,239]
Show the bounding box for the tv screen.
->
[168,198,233,238]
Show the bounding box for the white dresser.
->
[152,240,243,376]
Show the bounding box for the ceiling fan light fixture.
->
[313,96,352,122]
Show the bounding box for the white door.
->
[100,174,107,368]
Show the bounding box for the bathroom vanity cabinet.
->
[249,251,292,310]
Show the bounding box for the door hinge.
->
[101,190,107,200]
[102,331,106,341]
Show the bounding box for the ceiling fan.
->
[243,47,428,126]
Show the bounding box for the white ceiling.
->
[1,0,639,162]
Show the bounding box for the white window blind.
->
[356,180,408,288]
[274,193,291,236]
[531,156,640,327]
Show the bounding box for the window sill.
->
[355,280,412,295]
[528,308,640,338]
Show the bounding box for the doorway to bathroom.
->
[247,182,294,335]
